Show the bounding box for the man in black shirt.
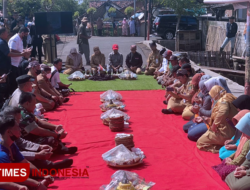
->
[10,12,18,35]
[125,45,143,74]
[220,16,238,57]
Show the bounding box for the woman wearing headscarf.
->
[197,85,238,153]
[213,110,250,181]
[225,113,250,190]
[219,95,250,160]
[205,76,231,93]
[129,17,136,36]
[183,79,213,141]
[90,46,106,75]
[182,73,205,121]
[122,18,129,36]
[63,48,84,75]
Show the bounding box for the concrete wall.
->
[200,20,246,56]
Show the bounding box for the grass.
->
[60,74,163,92]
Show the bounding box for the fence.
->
[188,51,233,69]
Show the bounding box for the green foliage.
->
[124,6,134,17]
[108,7,116,13]
[73,11,79,18]
[165,0,203,17]
[87,7,96,15]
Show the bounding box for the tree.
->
[165,0,203,31]
[108,7,116,13]
[87,7,96,35]
[73,11,79,19]
[124,6,134,18]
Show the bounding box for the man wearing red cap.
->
[108,44,123,73]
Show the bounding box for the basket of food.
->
[101,108,130,126]
[115,134,134,150]
[109,114,124,132]
[100,100,125,112]
[100,170,155,190]
[119,70,137,80]
[100,90,122,102]
[68,71,85,81]
[102,144,145,168]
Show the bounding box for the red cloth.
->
[45,90,229,190]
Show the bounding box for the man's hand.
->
[51,96,59,101]
[18,185,28,190]
[210,123,218,133]
[58,129,67,139]
[38,145,53,152]
[225,144,237,150]
[224,139,233,145]
[35,149,53,160]
[194,116,203,124]
[191,105,199,114]
[225,157,232,165]
[193,97,202,104]
[55,125,63,132]
[146,66,149,70]
[0,74,7,83]
[234,168,247,178]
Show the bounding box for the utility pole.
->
[3,0,8,18]
[147,0,152,40]
[134,0,136,16]
[144,0,148,40]
[245,2,250,95]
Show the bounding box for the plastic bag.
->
[100,170,155,190]
[100,100,125,111]
[67,71,85,81]
[119,70,137,80]
[101,108,130,122]
[102,144,144,166]
[100,90,122,102]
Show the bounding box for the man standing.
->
[0,27,30,96]
[108,44,123,73]
[220,16,238,57]
[8,27,31,94]
[30,23,43,64]
[10,12,18,34]
[125,45,143,74]
[77,17,91,65]
[96,17,103,36]
[145,42,163,75]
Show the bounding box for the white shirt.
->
[8,34,23,67]
[9,88,21,107]
[158,58,168,73]
[51,66,60,89]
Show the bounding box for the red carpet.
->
[45,90,229,190]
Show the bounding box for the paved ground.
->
[57,36,152,70]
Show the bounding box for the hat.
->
[181,63,192,70]
[169,55,178,61]
[229,16,235,19]
[112,44,119,50]
[27,22,33,26]
[163,50,172,58]
[16,75,35,85]
[149,41,156,47]
[81,17,88,22]
[27,61,40,69]
[40,64,51,71]
[176,69,188,76]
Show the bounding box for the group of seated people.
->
[148,44,250,189]
[0,58,77,189]
[63,44,143,75]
